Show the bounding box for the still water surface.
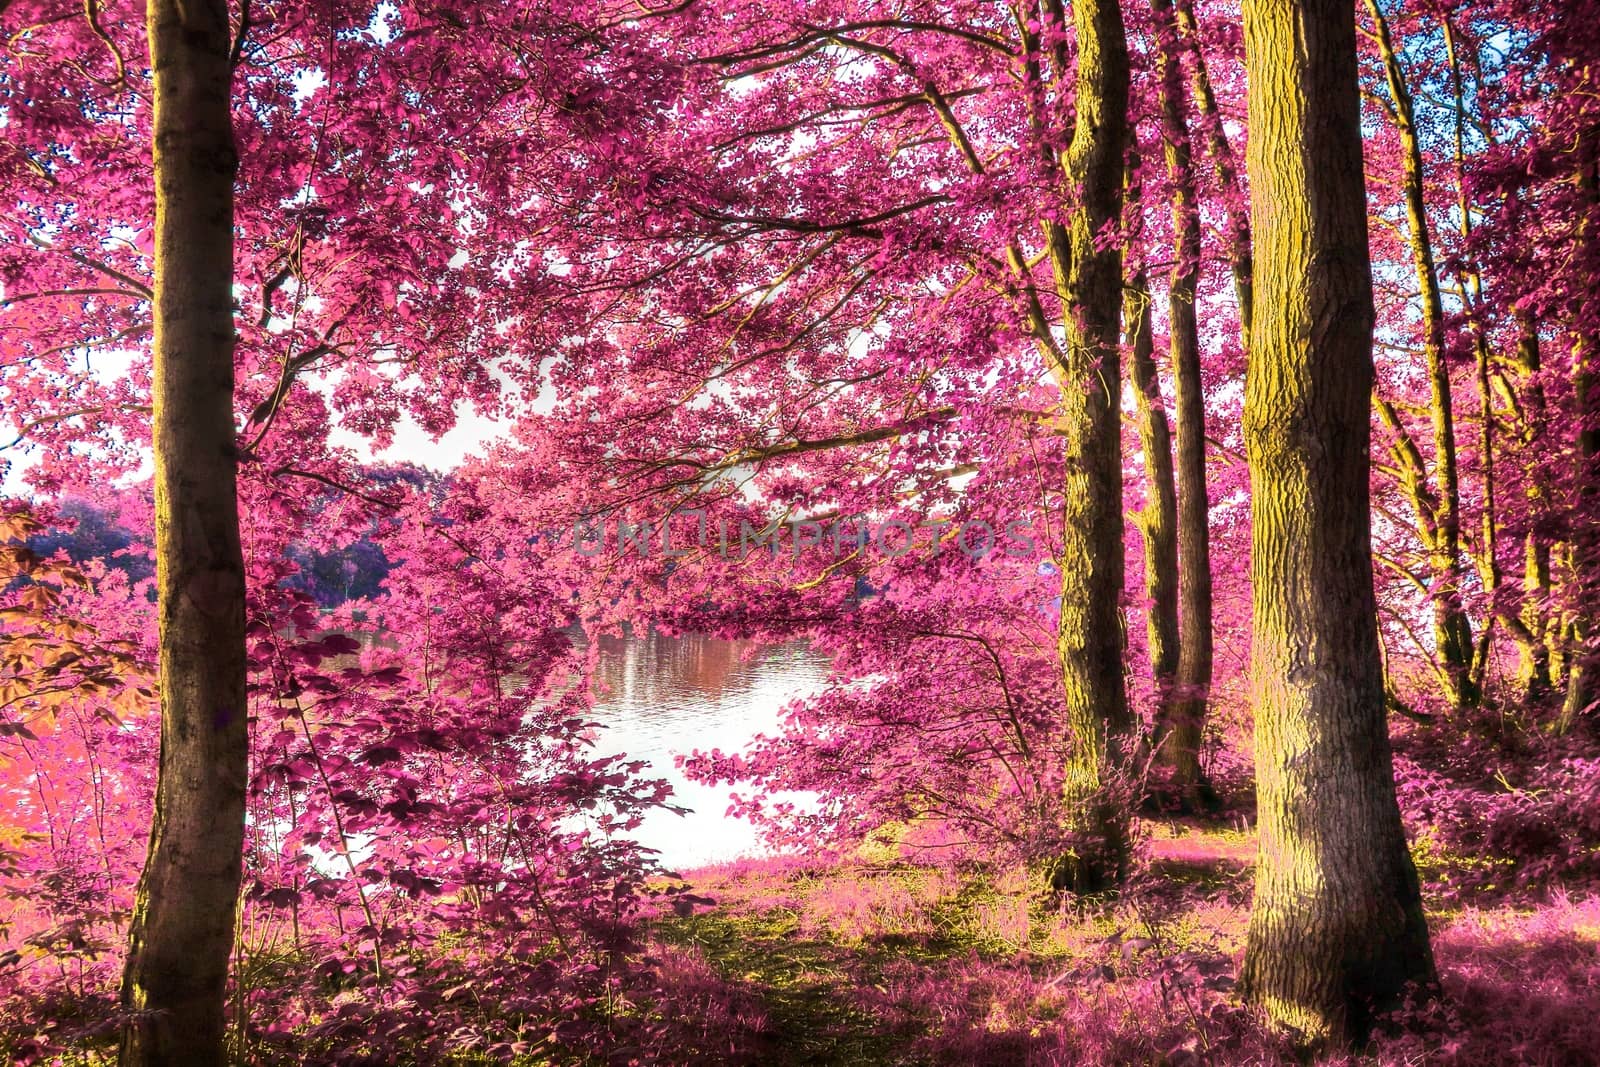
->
[581,631,831,869]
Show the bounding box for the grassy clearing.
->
[639,824,1600,1066]
[643,825,1261,1066]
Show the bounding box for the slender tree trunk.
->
[1125,261,1181,700]
[1523,545,1554,697]
[1123,150,1180,714]
[1512,316,1555,698]
[1441,20,1527,697]
[1470,329,1498,692]
[120,2,247,1064]
[1561,127,1600,732]
[1150,0,1215,806]
[1366,0,1475,709]
[1236,0,1435,1043]
[1440,25,1553,701]
[1173,0,1253,353]
[1044,0,1133,893]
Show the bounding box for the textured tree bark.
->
[1561,127,1600,733]
[1173,0,1253,353]
[1236,0,1436,1044]
[1150,0,1215,807]
[1125,260,1180,699]
[1123,151,1180,717]
[1045,0,1132,893]
[119,1,247,1064]
[1511,317,1555,699]
[1365,0,1475,709]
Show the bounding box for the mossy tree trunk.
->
[1150,0,1215,808]
[1236,0,1436,1043]
[119,1,248,1064]
[1174,0,1253,353]
[1124,155,1181,727]
[1512,316,1555,699]
[1561,127,1600,733]
[1045,0,1133,893]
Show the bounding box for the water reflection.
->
[581,631,830,869]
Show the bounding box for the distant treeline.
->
[27,466,437,607]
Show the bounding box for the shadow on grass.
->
[650,908,929,1066]
[1372,911,1600,1067]
[644,843,1600,1067]
[642,853,1264,1067]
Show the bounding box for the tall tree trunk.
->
[1150,0,1215,807]
[1440,19,1533,698]
[1561,126,1600,732]
[1044,0,1133,893]
[1365,0,1475,709]
[1435,19,1506,696]
[120,2,247,1064]
[1236,0,1435,1044]
[1512,316,1555,698]
[1125,262,1181,701]
[1123,150,1180,716]
[1439,23,1554,702]
[1173,0,1253,353]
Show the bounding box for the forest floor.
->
[642,822,1600,1066]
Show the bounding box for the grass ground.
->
[640,823,1600,1066]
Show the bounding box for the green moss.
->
[654,909,920,1066]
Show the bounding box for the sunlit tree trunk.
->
[1045,0,1133,892]
[1174,0,1253,352]
[1515,321,1555,699]
[1150,0,1215,806]
[1542,132,1596,726]
[1437,23,1554,703]
[1123,149,1180,717]
[1438,20,1541,699]
[1125,258,1181,702]
[1365,0,1475,709]
[120,1,248,1063]
[1236,0,1435,1043]
[1561,127,1600,732]
[1439,20,1497,695]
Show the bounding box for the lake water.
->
[581,631,831,870]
